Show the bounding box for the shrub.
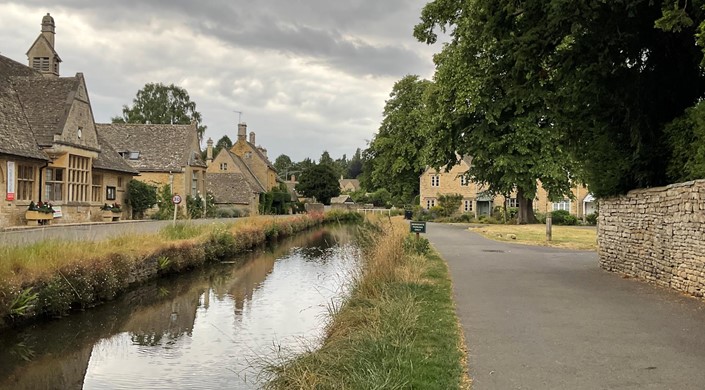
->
[437,193,463,217]
[586,212,598,225]
[550,210,577,225]
[126,180,157,219]
[403,234,430,255]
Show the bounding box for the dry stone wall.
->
[598,180,705,298]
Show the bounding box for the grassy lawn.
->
[467,224,597,251]
[265,219,469,389]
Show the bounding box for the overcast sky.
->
[0,1,440,162]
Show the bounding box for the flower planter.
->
[102,211,121,222]
[25,210,54,226]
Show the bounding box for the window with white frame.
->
[431,175,440,187]
[506,198,518,208]
[45,168,64,202]
[68,155,90,202]
[553,199,570,211]
[426,199,436,209]
[220,162,228,171]
[464,200,473,212]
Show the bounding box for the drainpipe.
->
[38,160,50,202]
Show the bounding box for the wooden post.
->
[546,214,552,241]
[416,232,420,241]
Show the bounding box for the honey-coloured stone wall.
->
[598,180,705,298]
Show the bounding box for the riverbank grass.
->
[266,220,468,389]
[468,224,597,250]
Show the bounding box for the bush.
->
[585,212,598,225]
[403,234,430,255]
[126,180,157,219]
[437,193,463,217]
[550,210,577,225]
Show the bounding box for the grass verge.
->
[0,212,364,328]
[265,218,469,389]
[467,224,597,250]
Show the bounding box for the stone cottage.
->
[97,122,208,212]
[420,156,594,218]
[0,14,137,227]
[205,122,278,214]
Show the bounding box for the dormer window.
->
[129,151,140,160]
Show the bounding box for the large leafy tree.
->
[296,163,341,205]
[415,0,705,205]
[113,82,207,141]
[273,154,294,179]
[347,148,364,179]
[365,75,431,203]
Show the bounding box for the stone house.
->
[97,123,208,212]
[0,14,137,227]
[204,122,278,214]
[205,137,265,215]
[420,156,594,218]
[229,123,278,191]
[339,177,360,193]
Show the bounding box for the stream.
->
[0,226,360,389]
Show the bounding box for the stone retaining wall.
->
[598,180,705,298]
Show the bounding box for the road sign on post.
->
[410,221,427,233]
[172,194,182,225]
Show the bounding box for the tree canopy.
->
[296,163,341,205]
[364,75,431,203]
[415,0,705,205]
[113,82,207,141]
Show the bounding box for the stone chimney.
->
[249,131,255,145]
[206,137,213,166]
[258,147,268,158]
[237,122,247,142]
[41,13,55,47]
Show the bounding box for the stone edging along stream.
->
[0,212,363,329]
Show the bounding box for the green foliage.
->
[213,135,233,157]
[259,184,293,215]
[365,75,431,202]
[214,207,245,218]
[665,100,705,182]
[403,235,431,255]
[296,163,341,205]
[437,193,463,217]
[112,82,207,141]
[415,0,705,199]
[154,184,175,220]
[586,213,598,226]
[126,180,157,219]
[551,210,578,226]
[160,223,204,240]
[273,154,294,179]
[186,193,215,219]
[368,188,392,207]
[8,288,38,318]
[323,210,364,224]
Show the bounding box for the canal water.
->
[0,226,361,389]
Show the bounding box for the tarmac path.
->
[425,223,705,390]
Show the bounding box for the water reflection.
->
[0,226,359,390]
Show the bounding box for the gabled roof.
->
[97,123,207,172]
[206,173,254,205]
[26,34,62,62]
[331,195,354,204]
[339,178,360,191]
[93,131,139,174]
[11,75,79,145]
[0,55,48,160]
[227,150,266,193]
[247,141,274,169]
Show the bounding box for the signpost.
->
[410,221,427,241]
[172,194,182,225]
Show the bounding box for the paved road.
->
[426,223,705,390]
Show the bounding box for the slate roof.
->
[206,173,254,204]
[93,131,139,174]
[11,76,79,146]
[331,195,354,204]
[227,150,266,193]
[248,141,274,169]
[97,123,207,172]
[0,55,49,160]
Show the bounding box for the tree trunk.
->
[516,187,538,224]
